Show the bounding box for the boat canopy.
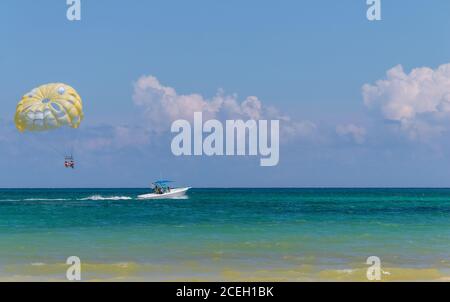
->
[154,180,174,185]
[153,180,174,188]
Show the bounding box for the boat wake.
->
[81,195,133,201]
[0,198,71,202]
[24,198,70,201]
[172,196,189,200]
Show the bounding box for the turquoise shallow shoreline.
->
[0,188,449,281]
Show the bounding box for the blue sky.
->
[1,0,450,187]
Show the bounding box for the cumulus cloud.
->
[133,75,317,140]
[133,76,221,130]
[362,63,450,140]
[336,124,366,144]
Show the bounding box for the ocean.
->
[0,188,449,281]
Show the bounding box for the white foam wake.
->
[171,196,189,200]
[24,198,70,201]
[81,195,132,201]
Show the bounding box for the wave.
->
[81,195,133,201]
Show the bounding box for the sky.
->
[1,0,450,187]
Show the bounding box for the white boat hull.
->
[137,187,191,200]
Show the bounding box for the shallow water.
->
[0,188,449,281]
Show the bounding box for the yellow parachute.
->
[15,83,83,132]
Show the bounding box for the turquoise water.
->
[0,188,449,281]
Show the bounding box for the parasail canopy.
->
[15,83,83,132]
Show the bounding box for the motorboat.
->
[138,180,191,200]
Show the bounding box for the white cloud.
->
[362,63,450,139]
[132,75,317,140]
[336,124,366,144]
[133,76,221,131]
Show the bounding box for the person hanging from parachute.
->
[64,155,75,169]
[15,83,84,169]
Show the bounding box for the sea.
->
[0,188,449,281]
